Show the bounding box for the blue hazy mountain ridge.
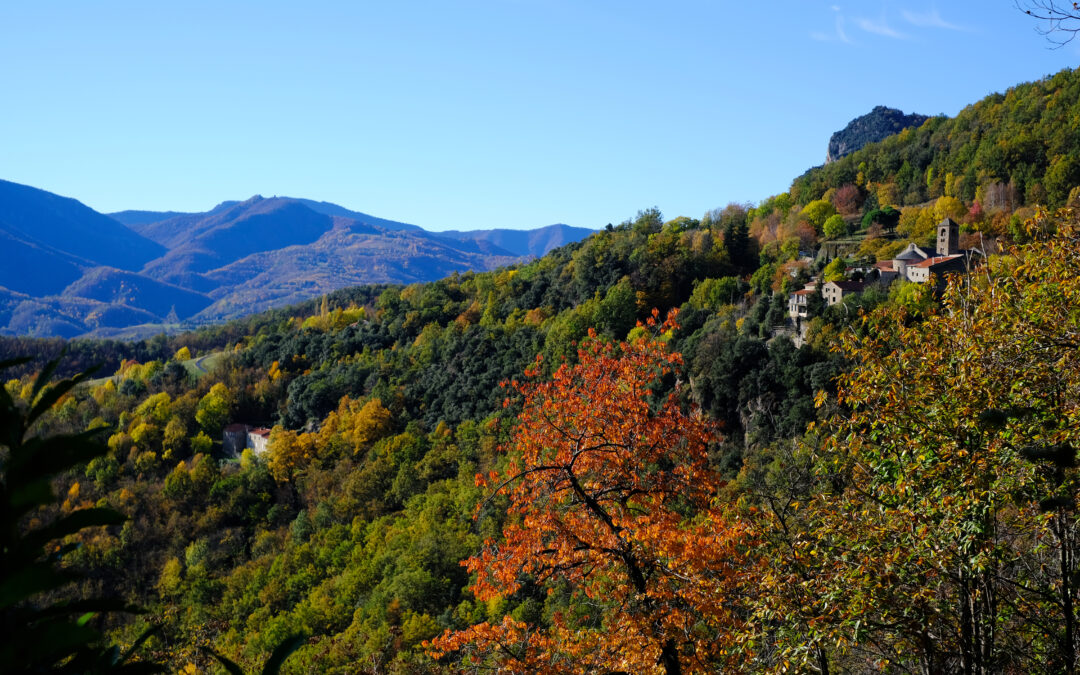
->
[110,198,422,233]
[109,210,198,226]
[60,267,214,319]
[112,198,584,257]
[136,197,343,278]
[0,225,91,296]
[0,182,595,338]
[195,223,521,322]
[435,224,597,258]
[0,285,162,338]
[130,196,335,252]
[288,198,424,232]
[0,179,165,271]
[108,200,239,227]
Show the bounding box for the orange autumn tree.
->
[427,311,755,674]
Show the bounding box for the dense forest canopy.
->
[5,67,1080,674]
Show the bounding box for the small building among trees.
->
[222,424,273,456]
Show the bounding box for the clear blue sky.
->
[1,1,1076,231]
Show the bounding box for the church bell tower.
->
[937,218,959,255]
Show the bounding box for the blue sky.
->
[0,1,1076,231]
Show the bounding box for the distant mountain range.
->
[0,180,594,338]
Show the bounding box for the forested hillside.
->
[5,68,1080,674]
[797,68,1080,210]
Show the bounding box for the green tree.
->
[800,199,838,231]
[823,214,848,239]
[195,383,233,435]
[822,257,846,282]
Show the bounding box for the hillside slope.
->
[0,225,89,296]
[61,267,213,319]
[196,224,518,321]
[0,179,165,281]
[797,68,1080,209]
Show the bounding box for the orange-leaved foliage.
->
[426,310,758,674]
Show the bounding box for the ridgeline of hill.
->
[801,68,1080,210]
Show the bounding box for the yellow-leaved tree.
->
[755,208,1080,674]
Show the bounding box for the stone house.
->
[890,243,937,280]
[789,288,815,319]
[822,280,866,306]
[890,218,972,283]
[247,427,271,454]
[223,424,250,456]
[222,424,273,456]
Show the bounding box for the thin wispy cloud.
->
[812,6,852,44]
[901,8,970,31]
[855,16,908,39]
[835,14,851,43]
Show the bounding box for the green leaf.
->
[111,663,168,675]
[0,565,70,610]
[21,507,126,554]
[0,356,32,370]
[118,624,163,666]
[27,366,101,428]
[201,648,247,675]
[33,597,141,620]
[28,354,64,411]
[261,635,306,675]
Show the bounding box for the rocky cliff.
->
[826,106,930,163]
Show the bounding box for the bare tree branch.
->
[1017,0,1080,46]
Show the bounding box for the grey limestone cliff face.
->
[826,106,930,164]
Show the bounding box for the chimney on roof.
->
[937,218,959,255]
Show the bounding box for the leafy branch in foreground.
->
[201,635,306,675]
[0,356,161,674]
[0,356,306,675]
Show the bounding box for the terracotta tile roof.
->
[793,289,815,296]
[250,427,272,438]
[912,254,963,269]
[874,261,895,271]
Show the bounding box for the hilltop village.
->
[787,217,975,343]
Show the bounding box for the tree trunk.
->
[659,639,682,675]
[1060,513,1076,675]
[816,646,831,675]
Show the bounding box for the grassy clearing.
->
[183,351,227,377]
[84,350,226,387]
